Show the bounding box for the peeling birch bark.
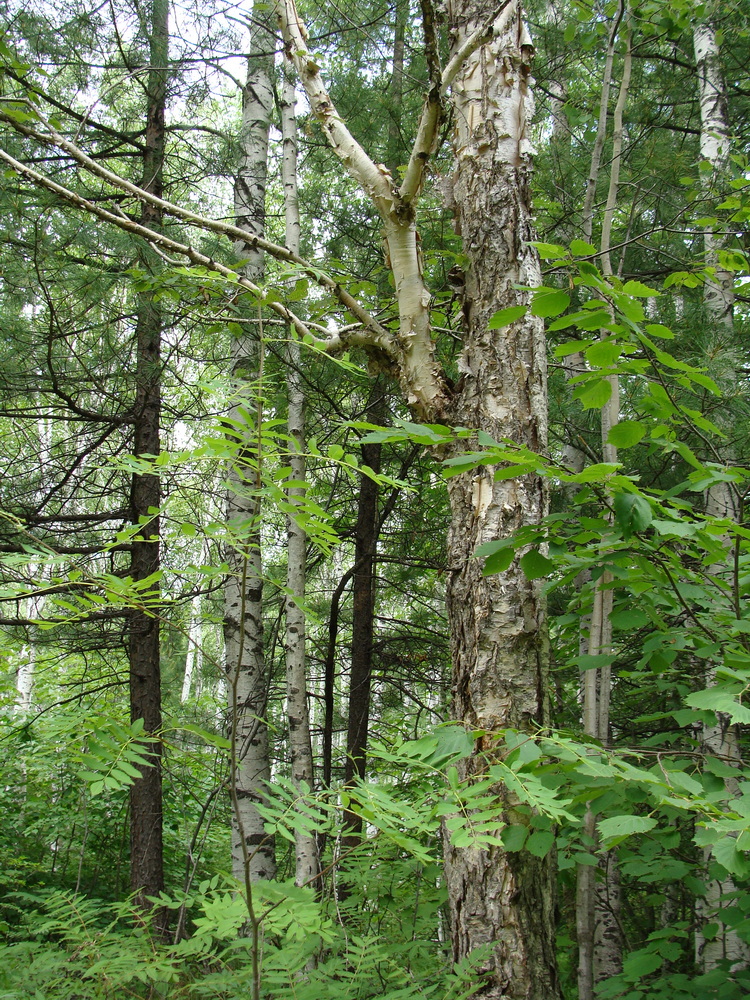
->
[442,3,558,997]
[224,8,276,884]
[278,0,559,990]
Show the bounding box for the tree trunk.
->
[281,48,318,891]
[279,0,559,990]
[224,6,276,884]
[692,18,748,974]
[342,385,384,850]
[129,0,167,916]
[441,3,558,997]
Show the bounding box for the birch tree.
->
[224,6,276,884]
[692,12,749,974]
[278,0,558,994]
[280,47,318,890]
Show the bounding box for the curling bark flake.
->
[224,8,275,884]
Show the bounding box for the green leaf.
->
[531,242,567,260]
[585,338,623,367]
[645,323,674,340]
[686,689,750,724]
[622,280,660,297]
[520,549,555,580]
[712,838,750,877]
[488,306,527,328]
[613,493,652,538]
[573,378,612,410]
[569,239,597,256]
[623,951,663,978]
[501,825,528,851]
[607,421,646,449]
[598,815,657,841]
[531,289,570,318]
[482,547,515,575]
[526,830,555,858]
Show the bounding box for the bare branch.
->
[0,108,394,350]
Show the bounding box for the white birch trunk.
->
[181,589,204,704]
[281,51,318,890]
[279,1,559,991]
[224,8,275,883]
[692,19,747,974]
[442,4,558,997]
[693,22,733,334]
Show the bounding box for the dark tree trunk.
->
[342,386,384,849]
[129,0,167,917]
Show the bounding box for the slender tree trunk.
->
[442,4,558,997]
[693,21,733,335]
[224,7,276,884]
[342,386,384,851]
[691,18,748,974]
[129,0,167,915]
[181,589,203,704]
[281,49,319,890]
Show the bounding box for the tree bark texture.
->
[281,50,318,890]
[129,0,167,912]
[279,0,559,991]
[442,3,558,998]
[224,7,276,883]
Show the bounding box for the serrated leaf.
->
[622,280,659,297]
[526,830,555,858]
[488,305,527,329]
[501,825,528,851]
[520,549,555,580]
[598,814,657,840]
[613,493,652,538]
[585,340,622,366]
[531,289,570,318]
[573,378,612,410]
[482,547,515,575]
[531,242,567,260]
[569,240,597,256]
[645,323,674,340]
[607,420,646,449]
[686,689,750,724]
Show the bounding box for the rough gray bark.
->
[224,6,276,884]
[342,386,384,853]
